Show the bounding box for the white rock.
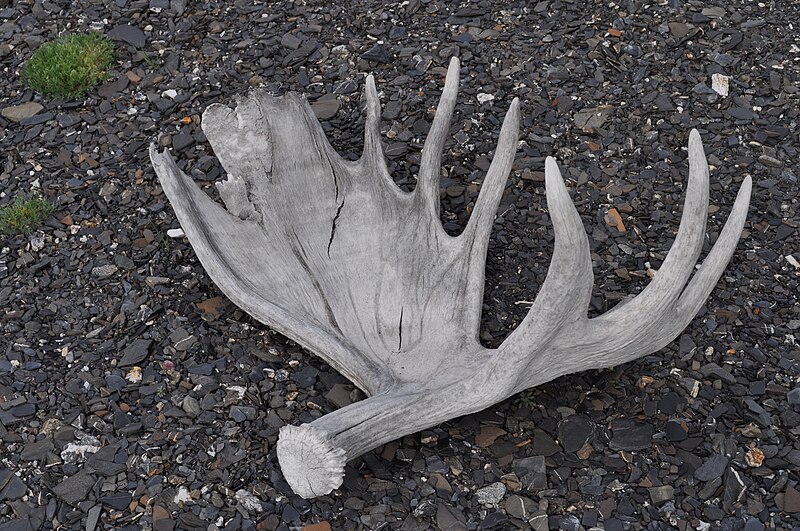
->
[167,228,185,238]
[162,89,178,99]
[61,432,102,463]
[475,482,506,506]
[786,255,800,269]
[477,93,495,104]
[711,73,729,97]
[173,486,192,505]
[234,489,263,512]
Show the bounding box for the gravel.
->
[1,0,799,529]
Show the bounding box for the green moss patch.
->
[0,196,54,235]
[21,32,115,99]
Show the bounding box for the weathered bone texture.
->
[150,57,752,499]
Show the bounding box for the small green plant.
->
[0,196,54,235]
[21,32,114,99]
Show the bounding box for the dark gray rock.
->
[52,469,96,505]
[108,24,146,48]
[118,339,152,367]
[695,454,728,482]
[609,419,653,451]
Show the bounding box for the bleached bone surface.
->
[150,57,752,499]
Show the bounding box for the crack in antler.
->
[150,57,752,499]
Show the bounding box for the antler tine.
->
[676,176,752,317]
[363,74,382,159]
[417,56,460,217]
[498,157,593,369]
[462,98,520,333]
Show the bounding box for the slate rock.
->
[574,105,611,133]
[100,492,132,510]
[694,454,728,481]
[531,428,561,456]
[152,505,174,531]
[86,505,101,531]
[0,470,26,501]
[182,395,201,417]
[559,514,581,531]
[20,438,53,460]
[105,374,127,390]
[436,503,467,531]
[723,468,746,509]
[311,99,339,120]
[557,414,595,453]
[1,102,43,122]
[649,485,674,504]
[743,518,765,531]
[108,24,146,48]
[362,42,390,63]
[480,511,507,528]
[172,133,194,151]
[609,419,653,450]
[118,339,152,367]
[504,495,535,519]
[52,469,96,505]
[659,391,680,414]
[474,482,506,506]
[665,419,688,441]
[784,485,800,513]
[10,403,35,417]
[787,386,800,405]
[86,443,126,476]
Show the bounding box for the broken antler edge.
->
[149,56,752,499]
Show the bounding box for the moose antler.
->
[150,57,752,499]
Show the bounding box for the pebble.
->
[1,102,44,122]
[474,482,506,506]
[695,454,729,482]
[91,264,118,279]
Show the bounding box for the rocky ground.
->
[1,0,799,529]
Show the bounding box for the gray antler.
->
[150,57,752,499]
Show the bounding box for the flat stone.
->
[1,102,43,122]
[784,485,800,513]
[152,504,174,531]
[695,454,728,481]
[86,505,102,531]
[100,492,132,510]
[658,391,679,414]
[723,468,746,509]
[557,414,594,452]
[436,503,466,531]
[108,24,146,48]
[361,42,389,63]
[181,395,201,417]
[52,469,96,505]
[609,419,653,451]
[504,495,536,519]
[324,383,353,408]
[475,425,506,448]
[711,73,730,97]
[118,339,152,367]
[91,264,118,279]
[0,470,26,501]
[648,485,674,505]
[311,99,339,120]
[474,482,506,506]
[531,428,561,456]
[574,105,612,133]
[172,133,194,151]
[20,438,53,460]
